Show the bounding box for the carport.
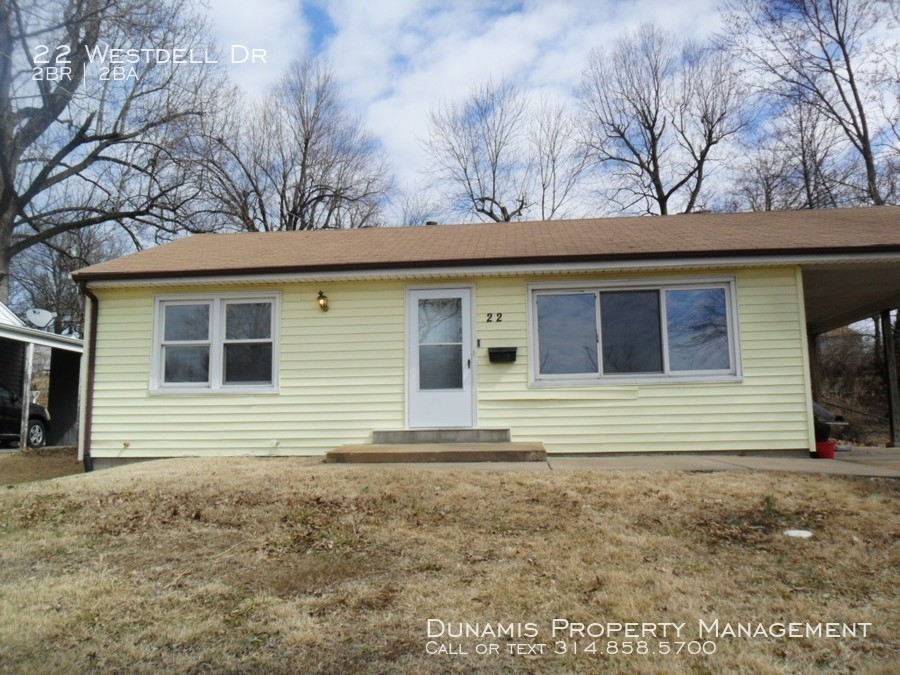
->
[803,260,900,446]
[0,304,83,450]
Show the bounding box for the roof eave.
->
[71,245,900,284]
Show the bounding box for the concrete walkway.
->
[329,447,900,478]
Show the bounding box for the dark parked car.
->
[0,384,51,448]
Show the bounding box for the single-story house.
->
[72,206,900,469]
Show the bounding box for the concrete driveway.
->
[547,450,900,477]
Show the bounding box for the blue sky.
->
[209,0,725,210]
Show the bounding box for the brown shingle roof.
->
[73,206,900,282]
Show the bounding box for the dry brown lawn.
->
[0,447,82,486]
[0,458,897,674]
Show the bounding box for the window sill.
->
[529,375,743,388]
[149,386,280,396]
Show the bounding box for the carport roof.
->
[0,302,82,353]
[0,322,83,353]
[804,263,900,334]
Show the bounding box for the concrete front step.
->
[372,428,511,444]
[325,442,546,464]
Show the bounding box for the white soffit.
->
[82,252,900,289]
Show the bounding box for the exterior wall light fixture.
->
[317,290,329,312]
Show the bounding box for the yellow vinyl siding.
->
[88,267,813,457]
[90,282,406,457]
[475,268,813,453]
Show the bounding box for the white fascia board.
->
[0,324,84,353]
[83,251,900,289]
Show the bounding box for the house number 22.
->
[486,313,503,322]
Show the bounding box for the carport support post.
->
[808,333,821,401]
[18,342,33,452]
[881,310,899,447]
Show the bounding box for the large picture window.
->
[154,294,278,391]
[531,280,738,384]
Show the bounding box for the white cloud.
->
[208,0,307,97]
[207,0,726,217]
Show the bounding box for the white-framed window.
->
[152,293,279,393]
[529,278,741,385]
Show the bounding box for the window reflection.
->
[164,304,209,341]
[534,283,735,380]
[158,297,276,388]
[536,293,598,374]
[600,291,662,374]
[164,346,210,383]
[226,303,271,340]
[419,299,462,344]
[418,298,463,389]
[223,302,274,385]
[224,344,273,384]
[666,289,730,371]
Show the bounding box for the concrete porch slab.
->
[325,442,546,463]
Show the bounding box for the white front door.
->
[408,288,475,428]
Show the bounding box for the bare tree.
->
[579,24,748,215]
[0,0,226,302]
[723,0,898,205]
[391,193,442,226]
[733,100,857,210]
[10,226,128,335]
[529,99,590,220]
[197,58,392,232]
[424,80,530,222]
[423,80,587,222]
[788,101,858,208]
[730,143,796,212]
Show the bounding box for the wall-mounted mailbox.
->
[488,347,517,363]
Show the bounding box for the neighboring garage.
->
[0,303,82,450]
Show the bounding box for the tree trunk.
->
[863,150,884,206]
[873,315,883,371]
[0,208,14,305]
[0,261,9,306]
